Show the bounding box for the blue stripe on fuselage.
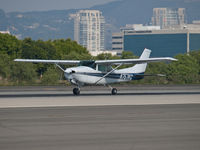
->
[75,72,144,80]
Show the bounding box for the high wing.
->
[95,57,177,65]
[14,59,80,65]
[14,57,177,65]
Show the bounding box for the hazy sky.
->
[0,0,117,12]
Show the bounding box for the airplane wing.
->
[14,59,80,65]
[95,57,177,65]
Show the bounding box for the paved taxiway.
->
[0,105,200,150]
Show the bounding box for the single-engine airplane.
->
[14,48,177,95]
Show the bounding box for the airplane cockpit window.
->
[79,61,96,69]
[98,65,112,72]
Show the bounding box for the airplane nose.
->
[65,68,76,74]
[64,72,71,80]
[65,69,72,74]
[64,68,76,81]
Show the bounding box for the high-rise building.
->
[73,10,105,53]
[152,8,186,29]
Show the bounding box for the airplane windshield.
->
[78,60,96,69]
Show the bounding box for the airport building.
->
[112,25,200,57]
[72,10,105,54]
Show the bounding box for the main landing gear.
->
[72,86,118,95]
[107,85,117,95]
[73,87,80,95]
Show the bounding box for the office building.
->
[112,24,200,57]
[72,10,105,54]
[124,29,200,57]
[112,32,123,52]
[112,24,160,52]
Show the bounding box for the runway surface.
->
[0,85,200,108]
[0,105,200,150]
[0,86,200,149]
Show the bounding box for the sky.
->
[0,0,117,12]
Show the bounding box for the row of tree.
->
[0,33,200,85]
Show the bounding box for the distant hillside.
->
[93,0,200,27]
[5,9,76,40]
[0,0,200,49]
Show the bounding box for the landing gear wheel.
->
[111,88,117,95]
[73,88,80,95]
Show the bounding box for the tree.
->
[166,54,199,84]
[0,33,21,58]
[190,50,200,74]
[9,62,37,83]
[41,67,60,85]
[121,51,138,59]
[0,52,10,78]
[21,38,56,59]
[95,53,113,60]
[52,39,91,60]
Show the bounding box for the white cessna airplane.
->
[14,49,177,95]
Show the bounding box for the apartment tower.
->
[73,10,105,53]
[152,8,185,29]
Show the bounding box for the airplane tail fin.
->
[131,48,151,73]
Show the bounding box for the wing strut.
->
[95,64,122,84]
[55,63,65,72]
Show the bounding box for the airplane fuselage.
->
[64,66,144,85]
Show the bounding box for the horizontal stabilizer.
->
[135,74,166,77]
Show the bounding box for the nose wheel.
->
[111,88,117,95]
[73,88,80,95]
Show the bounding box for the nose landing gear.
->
[73,88,80,95]
[111,88,117,95]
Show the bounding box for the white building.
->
[72,10,105,54]
[152,8,185,29]
[0,30,10,34]
[120,24,160,32]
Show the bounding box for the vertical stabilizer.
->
[139,48,151,59]
[131,48,151,73]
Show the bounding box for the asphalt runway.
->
[0,86,200,150]
[0,105,200,150]
[0,94,200,108]
[0,85,200,108]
